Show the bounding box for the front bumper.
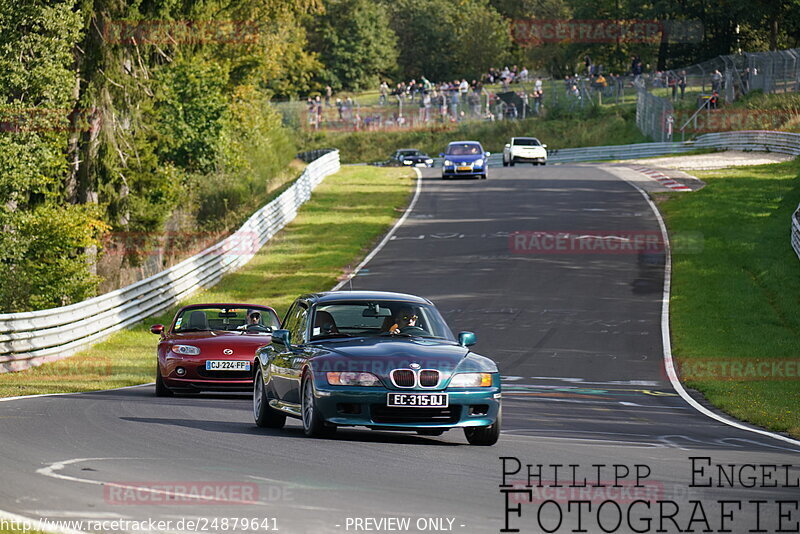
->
[161,355,253,391]
[442,165,485,177]
[511,151,547,162]
[312,386,501,429]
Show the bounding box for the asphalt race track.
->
[1,165,798,534]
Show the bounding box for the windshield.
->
[398,150,423,156]
[173,306,280,333]
[310,300,454,341]
[446,143,482,156]
[514,138,541,146]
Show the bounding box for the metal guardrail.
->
[692,130,800,155]
[431,130,800,167]
[0,150,341,372]
[793,204,800,261]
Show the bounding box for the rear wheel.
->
[510,159,515,166]
[301,374,336,437]
[155,366,173,397]
[254,368,286,428]
[464,408,501,446]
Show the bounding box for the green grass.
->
[299,106,645,163]
[0,166,414,398]
[658,158,800,437]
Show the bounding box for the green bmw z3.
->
[253,291,502,445]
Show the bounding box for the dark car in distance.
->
[252,291,502,445]
[389,149,434,167]
[151,304,281,396]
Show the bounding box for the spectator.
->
[678,70,687,99]
[379,81,388,105]
[669,72,678,100]
[710,69,722,92]
[584,55,592,76]
[594,73,607,92]
[709,91,718,109]
[325,85,332,107]
[631,56,643,81]
[534,77,542,93]
[533,89,543,114]
[519,66,529,82]
[459,78,469,98]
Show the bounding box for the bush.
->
[0,204,108,312]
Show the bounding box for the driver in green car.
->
[389,307,427,335]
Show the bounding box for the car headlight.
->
[475,159,484,166]
[326,372,382,386]
[403,160,413,165]
[444,160,453,166]
[172,344,200,355]
[425,158,433,164]
[449,373,493,387]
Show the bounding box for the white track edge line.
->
[331,168,423,291]
[620,171,800,448]
[0,382,154,402]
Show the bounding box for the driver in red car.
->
[238,310,262,330]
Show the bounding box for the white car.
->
[503,137,548,166]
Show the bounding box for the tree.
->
[310,0,398,91]
[388,0,510,81]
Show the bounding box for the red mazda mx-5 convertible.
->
[151,303,280,396]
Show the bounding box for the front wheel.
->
[254,368,286,428]
[509,160,515,167]
[155,366,173,397]
[301,375,335,437]
[502,159,508,167]
[464,409,501,446]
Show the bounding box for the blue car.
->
[252,291,502,445]
[440,141,490,180]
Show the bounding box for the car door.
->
[269,302,303,401]
[273,301,310,405]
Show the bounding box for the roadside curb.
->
[627,164,704,192]
[620,176,800,449]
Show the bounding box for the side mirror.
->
[542,144,548,148]
[504,144,511,148]
[458,331,477,347]
[272,329,291,347]
[150,324,164,335]
[485,152,491,157]
[439,153,445,157]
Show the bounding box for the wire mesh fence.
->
[635,48,800,141]
[272,49,798,137]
